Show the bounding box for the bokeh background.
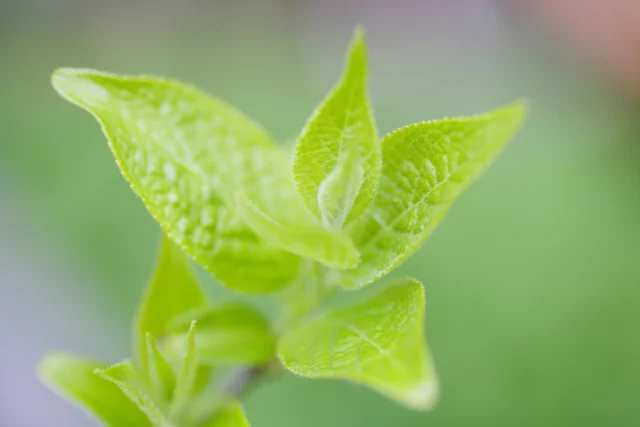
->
[1,0,640,426]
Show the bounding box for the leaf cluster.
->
[39,27,525,426]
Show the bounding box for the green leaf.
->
[38,353,153,427]
[205,402,251,427]
[135,234,208,369]
[235,193,360,269]
[170,321,201,419]
[316,144,364,229]
[293,27,380,228]
[166,303,276,364]
[51,68,301,293]
[278,279,438,410]
[340,102,526,289]
[145,333,176,404]
[96,361,169,427]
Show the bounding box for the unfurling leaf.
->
[235,193,360,269]
[166,303,275,365]
[205,402,251,427]
[51,68,301,294]
[135,234,207,369]
[340,102,526,289]
[293,27,380,228]
[145,333,176,404]
[170,321,201,419]
[38,353,152,427]
[317,144,364,229]
[278,279,438,410]
[96,361,169,427]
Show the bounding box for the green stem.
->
[221,364,270,399]
[190,363,278,425]
[277,261,339,329]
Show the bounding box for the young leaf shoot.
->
[40,26,526,427]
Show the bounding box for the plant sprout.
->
[38,27,525,426]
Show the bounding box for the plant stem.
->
[190,364,277,425]
[221,365,270,399]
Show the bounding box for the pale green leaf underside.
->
[205,402,251,427]
[38,353,153,427]
[235,193,360,269]
[51,68,301,293]
[96,361,169,427]
[339,102,526,289]
[278,279,438,410]
[293,27,380,227]
[135,234,208,369]
[166,303,275,365]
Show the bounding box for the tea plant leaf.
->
[51,68,301,294]
[340,102,526,289]
[166,303,275,365]
[293,27,380,228]
[96,361,170,427]
[38,353,153,427]
[205,402,251,427]
[235,193,360,269]
[145,333,176,404]
[278,279,438,410]
[170,321,200,419]
[135,234,207,369]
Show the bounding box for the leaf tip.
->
[186,320,198,342]
[353,24,367,43]
[36,352,66,383]
[51,68,110,109]
[347,26,368,69]
[404,377,440,411]
[498,99,529,128]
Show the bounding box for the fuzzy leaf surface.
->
[340,102,526,289]
[52,68,301,293]
[293,27,380,228]
[278,279,438,409]
[38,353,153,427]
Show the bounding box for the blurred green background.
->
[1,1,639,426]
